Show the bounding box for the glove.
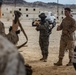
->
[34,20,40,26]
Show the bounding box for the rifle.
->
[14,11,28,49]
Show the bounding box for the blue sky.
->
[25,0,76,4]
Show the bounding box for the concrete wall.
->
[1,6,40,20]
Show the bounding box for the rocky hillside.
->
[2,0,76,9]
[24,1,64,8]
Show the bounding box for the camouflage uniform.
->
[54,17,76,66]
[0,35,26,75]
[36,20,50,60]
[0,21,19,44]
[59,17,76,59]
[0,21,26,74]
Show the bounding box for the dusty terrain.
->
[3,19,76,75]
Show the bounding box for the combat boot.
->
[43,54,48,62]
[40,54,47,62]
[40,57,44,61]
[40,58,47,62]
[66,59,72,66]
[40,55,44,61]
[54,58,63,66]
[43,58,47,62]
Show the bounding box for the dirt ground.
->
[3,19,76,75]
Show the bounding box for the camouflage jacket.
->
[0,35,26,75]
[0,21,19,44]
[59,17,76,40]
[36,20,50,37]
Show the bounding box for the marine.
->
[35,13,50,62]
[54,7,76,66]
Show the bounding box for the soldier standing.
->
[36,13,50,62]
[54,8,76,66]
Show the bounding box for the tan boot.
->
[40,57,44,61]
[54,58,62,66]
[40,54,47,62]
[40,58,47,62]
[66,59,72,66]
[43,54,48,62]
[40,54,45,61]
[43,58,47,62]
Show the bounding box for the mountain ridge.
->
[2,0,76,8]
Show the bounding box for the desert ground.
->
[2,19,76,75]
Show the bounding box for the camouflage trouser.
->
[59,38,75,59]
[39,36,49,58]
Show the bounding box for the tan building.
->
[1,6,40,20]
